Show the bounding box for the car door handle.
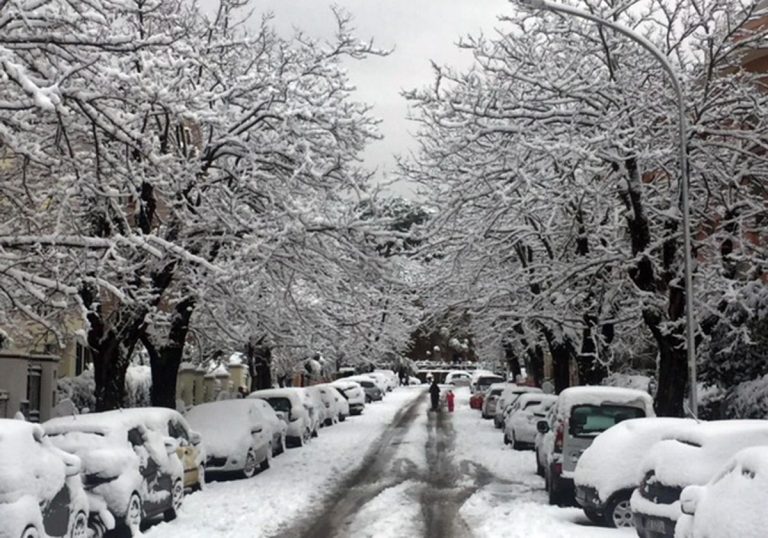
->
[251,428,263,434]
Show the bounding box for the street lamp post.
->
[513,0,697,417]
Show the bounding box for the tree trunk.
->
[576,314,608,386]
[81,283,144,411]
[620,157,689,417]
[246,338,272,391]
[503,340,522,381]
[542,329,574,394]
[144,296,196,409]
[645,286,687,417]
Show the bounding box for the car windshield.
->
[265,397,292,414]
[570,404,646,437]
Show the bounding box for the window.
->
[75,342,91,376]
[569,405,645,437]
[26,365,42,422]
[168,420,189,442]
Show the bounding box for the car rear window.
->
[570,404,646,437]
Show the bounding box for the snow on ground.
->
[145,387,424,538]
[451,387,634,538]
[345,480,425,538]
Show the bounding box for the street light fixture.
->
[512,0,697,417]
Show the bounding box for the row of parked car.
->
[472,377,768,537]
[0,370,399,538]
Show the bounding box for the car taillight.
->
[554,420,565,453]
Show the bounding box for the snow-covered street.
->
[143,386,634,538]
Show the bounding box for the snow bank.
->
[460,489,635,537]
[575,418,698,502]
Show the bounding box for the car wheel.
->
[339,414,346,422]
[503,434,511,445]
[365,395,372,404]
[583,508,602,525]
[605,493,634,528]
[195,464,206,491]
[511,432,522,450]
[311,427,318,438]
[242,449,258,478]
[116,492,142,537]
[70,511,88,538]
[21,525,39,538]
[260,444,272,472]
[163,479,184,521]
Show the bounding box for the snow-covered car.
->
[0,419,98,538]
[246,398,288,456]
[325,385,350,421]
[537,386,654,506]
[468,369,496,393]
[185,399,274,478]
[631,420,768,538]
[361,372,390,395]
[495,386,545,429]
[127,408,205,492]
[471,373,505,395]
[445,370,471,386]
[45,411,185,535]
[312,385,345,425]
[676,446,768,538]
[303,386,335,428]
[373,369,398,391]
[346,376,383,403]
[573,417,696,528]
[249,388,315,447]
[331,380,366,415]
[481,383,511,419]
[504,393,557,449]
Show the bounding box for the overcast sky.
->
[238,0,512,197]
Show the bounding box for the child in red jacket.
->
[446,389,455,412]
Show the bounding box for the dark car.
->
[45,411,185,536]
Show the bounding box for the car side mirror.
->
[537,420,550,434]
[189,431,202,446]
[680,485,702,516]
[164,437,179,454]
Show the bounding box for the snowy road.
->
[145,386,634,538]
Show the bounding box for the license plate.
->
[646,518,668,534]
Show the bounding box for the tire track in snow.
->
[283,390,428,538]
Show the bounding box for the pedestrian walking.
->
[429,379,440,412]
[446,389,455,413]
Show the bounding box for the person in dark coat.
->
[429,379,440,411]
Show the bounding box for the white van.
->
[537,386,655,506]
